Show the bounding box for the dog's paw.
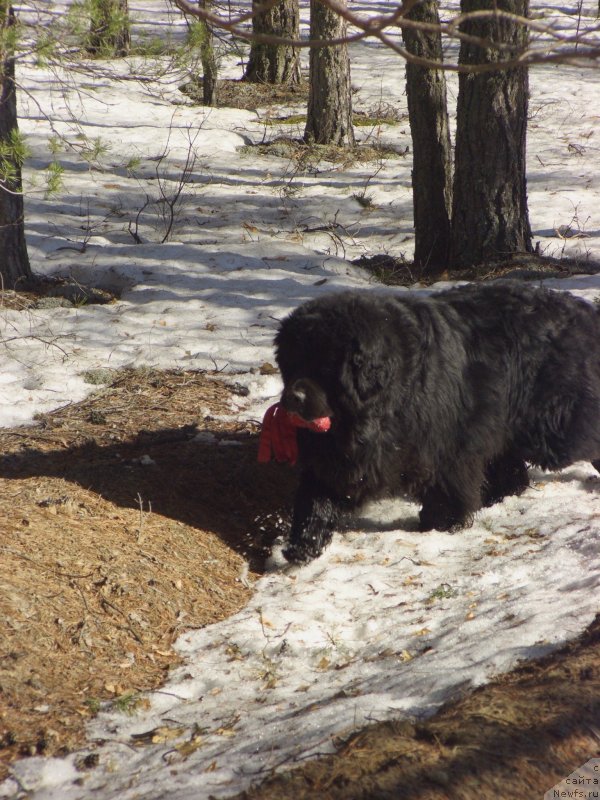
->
[282,541,322,564]
[418,507,473,533]
[264,537,291,571]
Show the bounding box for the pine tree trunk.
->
[402,0,452,274]
[450,0,532,271]
[304,0,354,146]
[88,0,130,57]
[0,4,31,290]
[201,31,217,106]
[199,0,217,105]
[243,0,300,84]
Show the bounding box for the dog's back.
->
[435,282,600,469]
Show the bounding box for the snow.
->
[1,0,600,798]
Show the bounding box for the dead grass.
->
[179,77,310,110]
[0,368,294,777]
[240,137,407,167]
[353,251,600,287]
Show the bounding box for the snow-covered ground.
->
[1,1,599,798]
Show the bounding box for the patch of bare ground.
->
[237,615,600,800]
[240,137,406,168]
[0,368,294,778]
[353,252,600,287]
[179,77,310,110]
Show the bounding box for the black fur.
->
[274,282,600,563]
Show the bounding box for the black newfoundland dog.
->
[273,282,600,564]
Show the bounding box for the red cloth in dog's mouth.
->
[257,403,331,465]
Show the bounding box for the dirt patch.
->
[0,368,294,777]
[353,252,600,287]
[237,616,600,800]
[239,137,407,167]
[179,77,310,110]
[0,278,117,311]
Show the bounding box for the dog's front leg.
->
[283,471,340,564]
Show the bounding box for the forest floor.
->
[0,367,294,778]
[0,365,598,798]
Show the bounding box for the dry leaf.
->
[175,735,204,758]
[131,725,186,746]
[259,362,278,375]
[215,726,237,737]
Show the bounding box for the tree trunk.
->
[199,0,217,105]
[402,0,452,274]
[304,0,354,146]
[450,0,532,271]
[243,0,300,84]
[0,4,31,290]
[88,0,130,57]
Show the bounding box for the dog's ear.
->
[345,337,392,403]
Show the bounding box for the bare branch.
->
[170,0,600,71]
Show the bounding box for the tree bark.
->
[450,0,532,271]
[304,0,354,146]
[88,0,130,57]
[0,4,31,289]
[243,0,300,85]
[402,0,452,274]
[198,0,217,105]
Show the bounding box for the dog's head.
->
[275,293,398,423]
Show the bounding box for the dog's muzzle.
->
[281,378,332,422]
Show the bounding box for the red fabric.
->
[258,403,331,465]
